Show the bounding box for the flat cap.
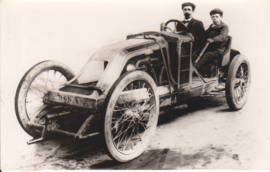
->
[182,2,196,11]
[210,8,223,16]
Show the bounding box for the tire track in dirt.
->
[90,148,169,169]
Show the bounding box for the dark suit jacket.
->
[176,18,205,52]
[205,21,229,54]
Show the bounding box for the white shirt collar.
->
[184,17,192,21]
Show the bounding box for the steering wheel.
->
[164,19,188,34]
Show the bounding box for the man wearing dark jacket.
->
[177,2,205,57]
[196,8,229,77]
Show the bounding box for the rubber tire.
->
[101,70,159,162]
[226,55,251,110]
[15,60,75,137]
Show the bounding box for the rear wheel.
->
[102,71,159,162]
[226,55,251,110]
[15,60,75,137]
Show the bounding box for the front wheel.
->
[102,71,159,162]
[226,55,251,110]
[15,60,75,137]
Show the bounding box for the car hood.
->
[91,38,156,62]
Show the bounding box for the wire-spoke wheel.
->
[102,71,159,162]
[226,55,251,110]
[15,60,75,137]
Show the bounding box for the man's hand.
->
[186,33,194,40]
[207,38,214,43]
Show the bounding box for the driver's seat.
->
[209,36,232,77]
[210,35,232,67]
[220,36,232,67]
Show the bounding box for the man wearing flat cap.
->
[196,8,229,77]
[177,2,205,58]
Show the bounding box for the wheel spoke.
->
[39,72,49,92]
[123,124,137,151]
[140,95,153,111]
[114,106,129,112]
[26,93,43,101]
[32,80,47,95]
[141,104,155,118]
[47,70,56,89]
[25,69,69,121]
[129,84,138,108]
[119,94,130,109]
[135,124,142,141]
[108,77,158,156]
[233,63,249,105]
[111,115,133,131]
[113,121,134,141]
[116,124,129,149]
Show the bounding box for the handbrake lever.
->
[194,42,210,67]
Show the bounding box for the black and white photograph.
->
[1,0,270,170]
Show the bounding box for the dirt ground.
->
[2,88,270,170]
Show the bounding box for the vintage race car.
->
[15,20,251,162]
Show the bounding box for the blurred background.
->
[1,0,270,169]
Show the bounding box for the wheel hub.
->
[124,108,142,121]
